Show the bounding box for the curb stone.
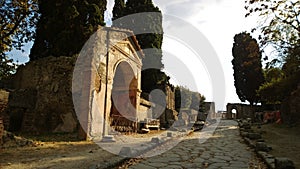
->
[237,119,295,169]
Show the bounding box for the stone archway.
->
[226,103,262,120]
[110,61,138,132]
[230,107,237,119]
[74,27,144,140]
[226,104,240,119]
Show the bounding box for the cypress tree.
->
[112,0,125,25]
[232,32,265,105]
[112,0,167,93]
[30,0,107,60]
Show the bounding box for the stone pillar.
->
[103,75,113,136]
[226,104,232,119]
[78,69,93,140]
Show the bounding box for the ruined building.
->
[0,27,179,140]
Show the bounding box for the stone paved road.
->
[125,120,266,169]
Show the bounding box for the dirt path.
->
[119,120,267,169]
[0,130,165,169]
[2,123,298,169]
[254,123,300,168]
[0,141,123,169]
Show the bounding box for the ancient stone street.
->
[126,120,266,169]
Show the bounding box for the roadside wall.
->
[5,56,78,133]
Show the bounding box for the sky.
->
[152,0,260,111]
[8,0,260,111]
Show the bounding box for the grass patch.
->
[15,132,83,142]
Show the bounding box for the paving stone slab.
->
[127,120,267,169]
[129,163,156,169]
[146,162,168,168]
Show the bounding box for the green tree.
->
[112,0,165,93]
[258,46,300,104]
[112,0,163,54]
[245,0,300,54]
[282,46,300,77]
[112,0,125,26]
[190,91,206,113]
[245,0,300,107]
[175,86,193,111]
[190,91,201,110]
[0,57,17,80]
[29,0,106,60]
[199,95,206,113]
[174,86,206,113]
[258,68,284,104]
[0,0,38,78]
[174,86,181,112]
[232,32,265,105]
[263,67,283,83]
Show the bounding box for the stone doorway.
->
[72,27,143,140]
[110,61,138,132]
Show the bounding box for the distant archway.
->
[226,104,240,119]
[231,108,237,119]
[226,103,262,119]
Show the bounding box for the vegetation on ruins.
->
[2,0,207,115]
[175,86,206,112]
[258,48,300,104]
[29,0,107,60]
[232,32,265,105]
[0,0,38,79]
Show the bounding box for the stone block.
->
[168,126,178,131]
[119,147,136,157]
[247,133,262,140]
[243,124,251,130]
[255,142,269,152]
[167,132,173,137]
[173,119,187,127]
[180,128,188,132]
[257,139,265,142]
[100,135,116,142]
[275,158,295,169]
[241,131,249,137]
[151,137,161,144]
[8,89,37,108]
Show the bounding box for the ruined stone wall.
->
[0,90,9,112]
[0,90,9,128]
[157,84,178,128]
[226,103,262,119]
[0,117,4,144]
[166,85,175,110]
[5,56,78,133]
[205,102,216,119]
[281,84,300,124]
[138,98,152,121]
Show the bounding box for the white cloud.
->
[152,0,259,110]
[104,0,115,26]
[153,0,222,20]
